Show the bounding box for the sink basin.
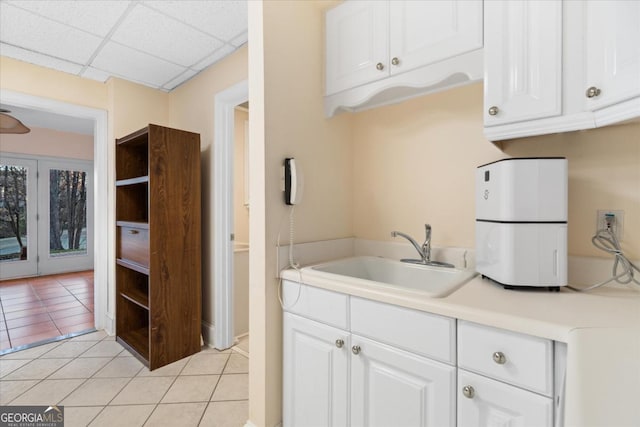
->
[301,256,476,298]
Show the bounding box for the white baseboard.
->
[103,313,115,336]
[201,320,215,348]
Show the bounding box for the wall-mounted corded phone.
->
[284,158,303,205]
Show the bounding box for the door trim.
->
[0,90,110,333]
[213,80,248,349]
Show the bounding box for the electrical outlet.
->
[596,210,624,241]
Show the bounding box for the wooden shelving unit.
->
[115,124,201,370]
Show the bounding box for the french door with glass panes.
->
[0,155,93,280]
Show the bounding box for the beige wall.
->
[108,78,169,138]
[503,121,640,259]
[1,56,173,324]
[0,56,107,110]
[352,82,640,259]
[249,1,353,425]
[234,108,250,244]
[167,45,248,337]
[0,127,94,160]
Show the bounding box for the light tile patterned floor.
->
[0,330,249,427]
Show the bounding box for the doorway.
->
[213,80,248,350]
[232,102,250,356]
[0,89,109,340]
[0,155,94,280]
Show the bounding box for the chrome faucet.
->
[391,224,453,268]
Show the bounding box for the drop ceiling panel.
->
[111,4,223,67]
[192,45,235,71]
[0,0,248,91]
[80,67,112,83]
[230,31,248,47]
[0,2,103,63]
[0,42,83,74]
[162,69,198,91]
[91,41,186,88]
[144,0,247,41]
[4,0,132,37]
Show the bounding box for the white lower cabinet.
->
[282,282,455,427]
[351,335,455,427]
[283,312,349,427]
[457,321,562,427]
[457,370,553,427]
[282,281,566,427]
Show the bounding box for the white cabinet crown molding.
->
[325,50,484,117]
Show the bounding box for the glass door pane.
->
[38,159,93,276]
[49,168,88,257]
[0,157,38,279]
[0,165,27,260]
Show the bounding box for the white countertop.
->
[281,269,640,343]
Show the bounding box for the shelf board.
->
[121,289,149,310]
[116,221,149,229]
[116,176,149,187]
[117,329,149,367]
[116,126,149,146]
[116,258,150,276]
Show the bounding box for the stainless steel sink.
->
[302,256,476,298]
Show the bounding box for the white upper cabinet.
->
[325,0,483,116]
[484,0,640,141]
[484,0,562,126]
[325,1,388,96]
[388,1,483,77]
[583,1,640,114]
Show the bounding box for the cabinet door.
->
[484,0,562,126]
[325,1,388,95]
[584,1,640,111]
[389,0,482,76]
[458,370,553,427]
[351,335,455,427]
[283,313,349,427]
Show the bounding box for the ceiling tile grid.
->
[3,0,133,37]
[0,0,248,91]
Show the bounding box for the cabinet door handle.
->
[376,62,384,71]
[335,339,344,348]
[585,86,601,98]
[391,57,400,66]
[352,345,361,355]
[128,229,139,235]
[492,351,507,364]
[462,385,475,399]
[488,106,499,116]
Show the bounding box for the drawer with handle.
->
[458,369,553,426]
[351,296,456,364]
[117,224,149,268]
[458,320,553,396]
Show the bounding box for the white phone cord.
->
[277,205,302,309]
[568,228,640,292]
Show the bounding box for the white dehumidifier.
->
[475,158,568,290]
